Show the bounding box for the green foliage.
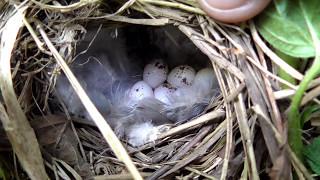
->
[304,137,320,175]
[275,50,298,88]
[256,0,320,58]
[256,0,320,160]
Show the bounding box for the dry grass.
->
[0,0,312,179]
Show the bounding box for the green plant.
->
[304,137,320,175]
[256,0,320,160]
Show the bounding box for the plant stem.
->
[289,54,320,160]
[289,1,320,159]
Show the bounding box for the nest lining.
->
[0,0,295,179]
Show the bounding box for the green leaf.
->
[304,137,320,175]
[275,49,298,89]
[260,0,320,159]
[256,0,320,58]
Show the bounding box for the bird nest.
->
[0,1,294,179]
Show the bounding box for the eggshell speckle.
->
[129,81,154,102]
[167,65,196,88]
[143,60,168,88]
[154,83,177,105]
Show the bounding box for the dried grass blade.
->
[178,25,246,82]
[36,25,143,180]
[158,109,225,139]
[237,42,281,163]
[138,0,205,15]
[212,64,233,180]
[250,22,304,81]
[301,85,320,106]
[0,6,49,179]
[30,0,100,13]
[233,94,259,179]
[94,173,152,180]
[88,15,169,26]
[225,67,259,179]
[273,89,296,99]
[185,166,217,180]
[54,158,82,180]
[148,125,213,179]
[160,121,226,178]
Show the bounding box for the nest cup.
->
[0,4,232,179]
[54,24,221,147]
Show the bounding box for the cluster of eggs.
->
[128,59,215,106]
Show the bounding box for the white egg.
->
[193,68,218,95]
[154,83,177,105]
[172,86,193,105]
[143,60,168,88]
[167,65,196,88]
[129,81,154,102]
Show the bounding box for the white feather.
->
[126,122,160,147]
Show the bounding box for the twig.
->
[158,109,225,139]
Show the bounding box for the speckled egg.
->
[154,83,177,105]
[167,65,196,88]
[143,60,168,88]
[129,81,154,102]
